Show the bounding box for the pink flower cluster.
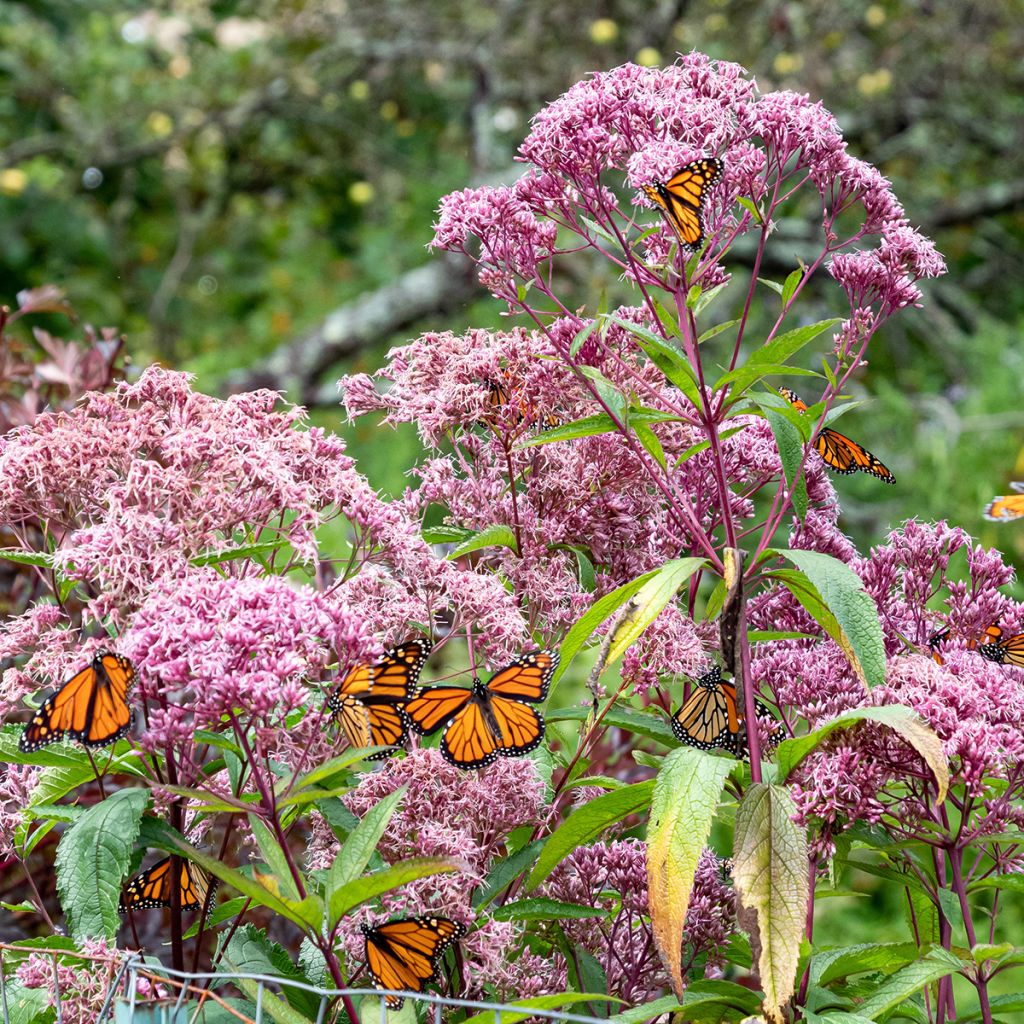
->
[335,748,552,999]
[543,841,734,1000]
[15,940,126,1024]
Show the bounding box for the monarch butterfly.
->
[404,650,558,769]
[641,158,722,250]
[928,623,1002,665]
[670,666,781,757]
[327,639,431,758]
[984,483,1024,522]
[780,388,895,484]
[119,856,214,913]
[484,376,562,431]
[978,625,1024,667]
[361,915,466,1009]
[927,627,950,665]
[19,652,135,753]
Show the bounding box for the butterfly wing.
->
[814,428,895,483]
[984,494,1024,522]
[643,159,722,249]
[779,387,808,413]
[329,639,431,707]
[484,650,558,703]
[363,916,466,1009]
[980,627,1024,667]
[404,686,473,735]
[670,668,732,750]
[489,696,545,760]
[20,652,134,753]
[927,627,950,665]
[438,698,503,769]
[120,857,212,913]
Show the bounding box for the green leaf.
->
[572,547,596,592]
[491,897,608,922]
[855,947,965,1018]
[691,280,730,316]
[229,974,313,1024]
[460,993,620,1024]
[526,781,655,889]
[577,365,628,420]
[553,568,660,687]
[359,996,418,1024]
[968,873,1024,894]
[959,993,1024,1023]
[774,548,887,688]
[223,924,321,1021]
[605,558,706,666]
[776,705,949,804]
[190,540,286,567]
[647,748,734,999]
[633,420,666,470]
[248,815,302,900]
[609,315,702,407]
[447,524,519,560]
[809,941,920,986]
[733,784,809,1024]
[570,320,599,357]
[717,320,840,396]
[329,786,406,888]
[605,981,762,1024]
[474,839,544,908]
[2,979,51,1024]
[758,276,784,296]
[421,525,473,544]
[781,268,804,307]
[328,856,464,928]
[698,319,740,345]
[519,408,676,449]
[736,196,764,224]
[0,547,51,567]
[547,705,676,747]
[55,788,147,941]
[763,408,808,520]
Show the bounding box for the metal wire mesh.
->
[0,944,613,1024]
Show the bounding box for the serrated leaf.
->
[223,924,320,1020]
[854,947,964,1018]
[776,705,948,803]
[733,784,809,1024]
[0,547,51,567]
[359,996,418,1024]
[763,409,808,520]
[526,782,654,890]
[647,748,733,1000]
[55,788,147,940]
[553,569,660,687]
[447,524,518,560]
[774,549,887,688]
[809,942,920,986]
[605,558,706,666]
[329,786,406,889]
[328,857,464,928]
[492,897,608,922]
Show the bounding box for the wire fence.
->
[0,944,614,1024]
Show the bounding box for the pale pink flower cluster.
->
[335,748,553,999]
[15,940,125,1024]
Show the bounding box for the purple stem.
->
[950,846,993,1024]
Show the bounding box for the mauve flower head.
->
[0,762,41,857]
[122,569,373,759]
[15,939,125,1024]
[0,366,374,621]
[542,840,734,1000]
[336,748,548,998]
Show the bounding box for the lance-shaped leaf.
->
[55,788,147,940]
[733,784,809,1024]
[772,548,886,687]
[776,704,948,804]
[647,748,734,1000]
[604,558,706,666]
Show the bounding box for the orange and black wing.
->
[362,915,466,1009]
[671,667,736,750]
[815,428,895,484]
[120,857,213,913]
[484,650,558,703]
[331,693,410,757]
[329,638,432,705]
[984,492,1024,522]
[438,692,545,769]
[979,626,1024,667]
[20,652,134,753]
[779,387,809,413]
[404,686,474,735]
[642,158,722,249]
[927,627,950,665]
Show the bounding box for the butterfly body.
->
[671,666,780,757]
[642,158,722,251]
[780,388,895,484]
[120,856,214,913]
[20,652,135,753]
[362,915,466,1009]
[404,650,557,769]
[977,625,1024,667]
[327,639,430,758]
